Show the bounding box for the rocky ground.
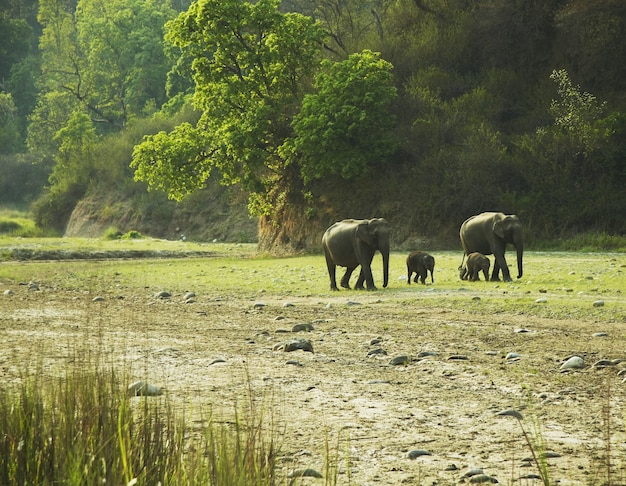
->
[1,258,626,485]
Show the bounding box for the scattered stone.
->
[154,290,171,299]
[282,302,295,307]
[253,302,266,309]
[485,351,498,356]
[495,409,523,420]
[448,354,469,360]
[287,468,323,479]
[469,474,498,483]
[346,301,362,306]
[462,468,485,478]
[593,359,617,368]
[617,369,626,376]
[417,351,438,358]
[367,348,387,357]
[535,297,547,304]
[472,296,481,301]
[275,328,291,333]
[274,338,314,353]
[593,300,605,307]
[407,449,431,459]
[184,292,196,300]
[127,381,163,397]
[370,337,383,345]
[368,379,391,384]
[389,355,409,366]
[540,451,561,459]
[209,358,226,365]
[444,463,459,471]
[560,356,584,371]
[28,281,40,291]
[184,297,196,304]
[92,296,105,302]
[286,360,303,366]
[505,352,521,360]
[514,328,532,333]
[292,322,314,332]
[3,289,14,296]
[325,303,332,309]
[593,332,609,337]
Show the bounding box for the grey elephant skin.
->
[459,252,490,281]
[459,212,523,282]
[406,251,434,284]
[322,218,390,291]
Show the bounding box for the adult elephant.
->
[322,218,390,291]
[459,212,523,282]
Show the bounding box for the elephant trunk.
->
[381,246,389,288]
[515,236,524,279]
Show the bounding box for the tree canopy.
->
[0,0,625,241]
[132,0,398,217]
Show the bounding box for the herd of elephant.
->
[322,212,524,291]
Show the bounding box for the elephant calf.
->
[459,252,490,282]
[406,251,435,284]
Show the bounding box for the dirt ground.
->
[1,266,626,485]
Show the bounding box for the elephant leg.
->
[491,260,501,281]
[407,268,413,284]
[340,266,357,289]
[420,272,426,284]
[354,269,365,289]
[357,266,377,290]
[325,254,339,291]
[492,254,512,281]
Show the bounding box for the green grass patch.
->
[0,209,50,237]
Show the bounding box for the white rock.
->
[560,356,584,371]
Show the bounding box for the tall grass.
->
[0,361,298,485]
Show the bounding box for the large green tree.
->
[132,0,398,220]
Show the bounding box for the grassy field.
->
[1,236,625,485]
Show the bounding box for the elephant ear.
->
[493,219,505,239]
[356,222,375,246]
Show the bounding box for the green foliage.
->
[133,0,327,214]
[0,93,21,153]
[284,50,398,182]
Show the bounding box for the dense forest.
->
[1,0,625,250]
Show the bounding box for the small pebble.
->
[3,289,14,295]
[535,297,547,304]
[184,292,196,300]
[92,296,104,302]
[367,348,387,357]
[505,352,521,360]
[287,468,323,479]
[253,302,266,308]
[389,355,409,366]
[495,409,523,420]
[154,291,171,299]
[469,474,498,484]
[448,354,469,360]
[292,323,314,332]
[593,300,605,307]
[127,381,163,397]
[283,302,295,307]
[560,356,584,370]
[407,449,431,459]
[593,332,609,337]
